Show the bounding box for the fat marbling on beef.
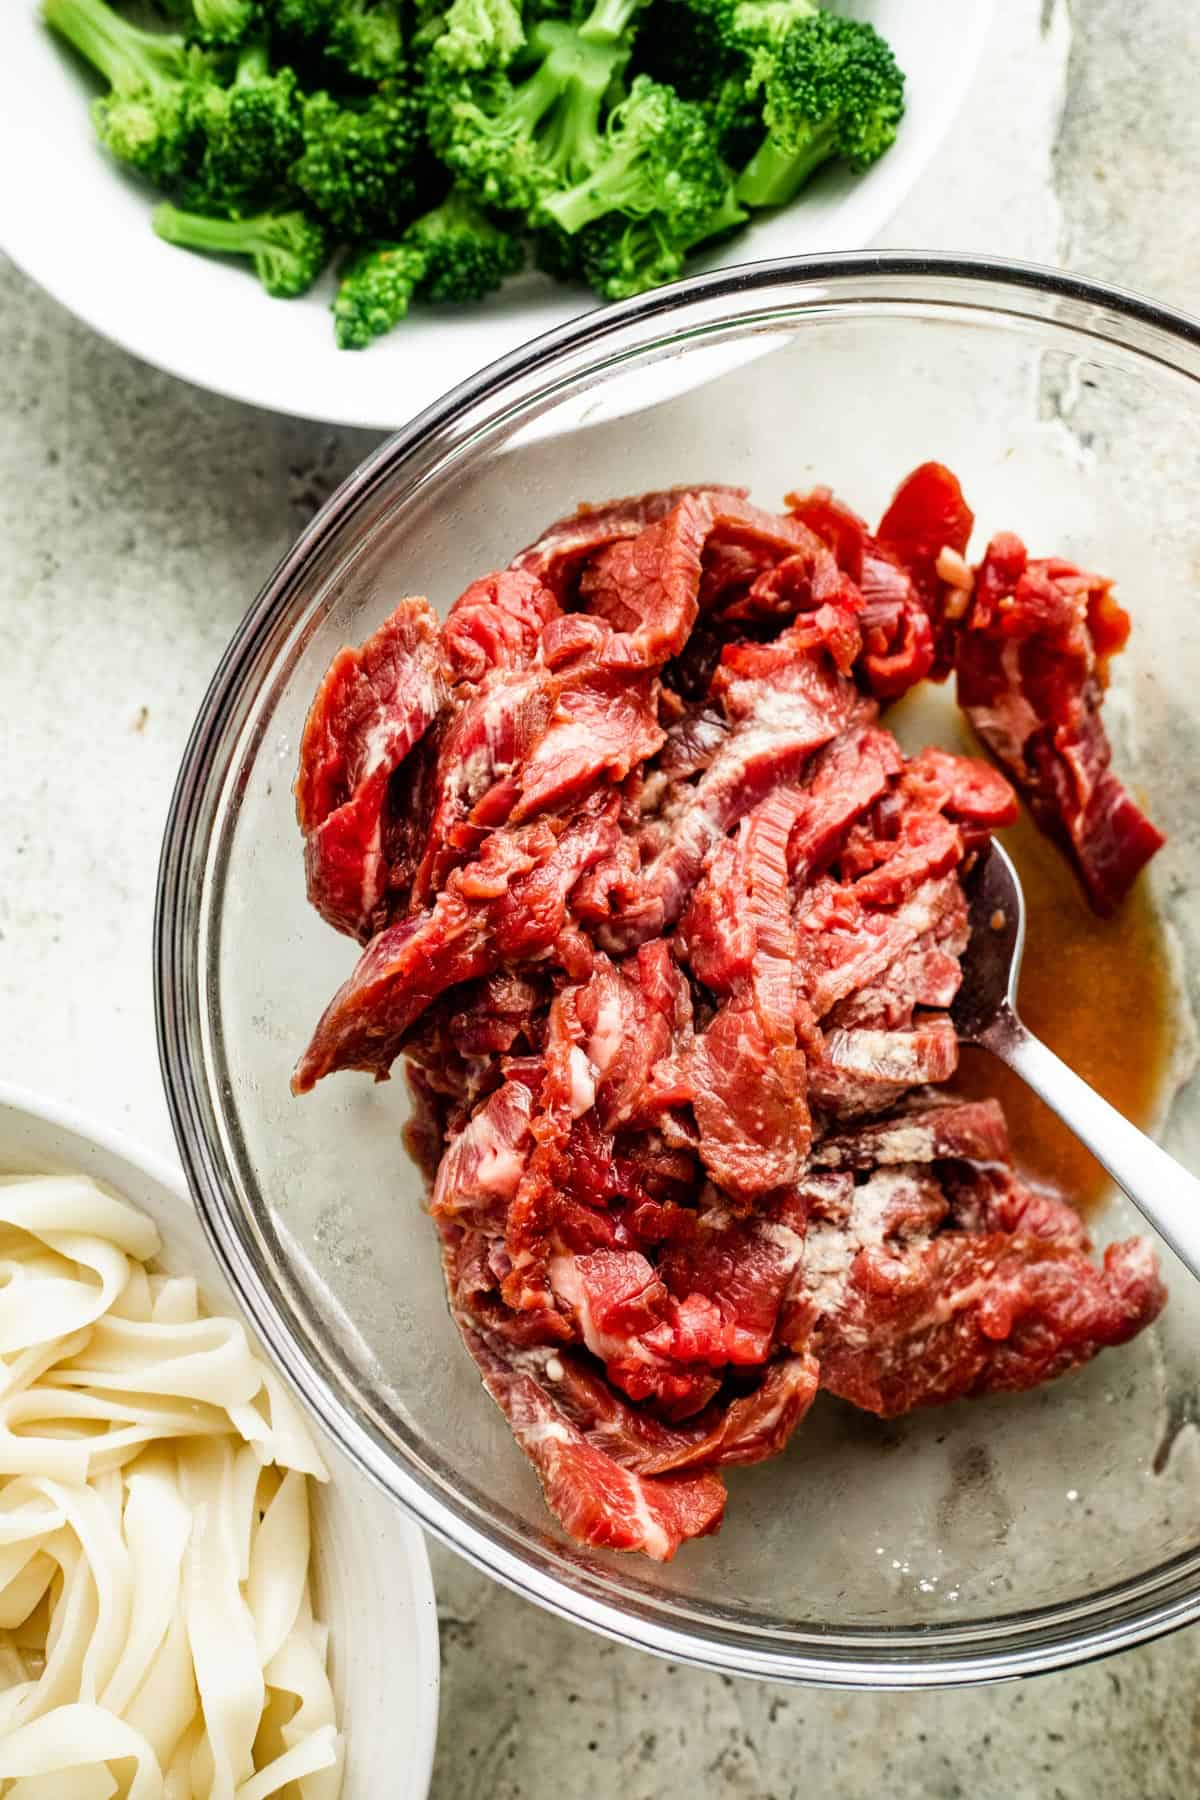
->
[292,466,1166,1562]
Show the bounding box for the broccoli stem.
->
[690,184,747,243]
[504,55,575,138]
[577,0,644,46]
[536,61,611,178]
[153,204,272,253]
[153,202,326,295]
[503,25,619,178]
[195,0,252,37]
[234,40,270,81]
[735,117,836,207]
[43,0,181,94]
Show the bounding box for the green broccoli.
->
[736,11,904,209]
[409,0,452,56]
[267,0,333,38]
[293,81,426,238]
[540,74,736,239]
[577,0,646,43]
[333,242,427,348]
[333,187,524,347]
[431,0,525,72]
[428,1,635,214]
[729,0,814,45]
[265,0,402,76]
[633,0,814,161]
[147,0,264,46]
[152,200,329,293]
[411,184,525,298]
[43,0,209,184]
[189,0,264,45]
[326,0,405,80]
[576,179,742,295]
[184,42,303,209]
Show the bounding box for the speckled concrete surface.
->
[5,1,1200,1792]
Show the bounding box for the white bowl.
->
[0,1079,441,1800]
[0,0,995,428]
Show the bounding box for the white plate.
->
[0,1079,441,1800]
[0,1,995,428]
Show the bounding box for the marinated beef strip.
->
[293,472,1167,1561]
[790,463,1163,912]
[954,533,1164,914]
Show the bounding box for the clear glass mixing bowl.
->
[156,254,1200,1686]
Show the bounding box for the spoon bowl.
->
[951,840,1026,1045]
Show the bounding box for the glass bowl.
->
[155,254,1200,1687]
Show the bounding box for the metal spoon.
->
[951,840,1200,1277]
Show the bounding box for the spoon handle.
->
[985,1006,1200,1280]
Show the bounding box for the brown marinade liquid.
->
[885,685,1173,1213]
[951,804,1172,1211]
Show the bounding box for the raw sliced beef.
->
[510,485,746,599]
[295,598,446,939]
[956,532,1163,912]
[463,1327,726,1560]
[294,467,1167,1560]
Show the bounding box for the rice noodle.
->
[0,1174,344,1798]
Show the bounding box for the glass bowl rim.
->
[155,250,1200,1688]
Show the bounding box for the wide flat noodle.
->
[230,1371,329,1482]
[9,1764,117,1799]
[100,1453,190,1717]
[0,1177,347,1800]
[0,1703,162,1798]
[54,1315,266,1409]
[0,1234,129,1357]
[236,1721,338,1800]
[180,1440,266,1799]
[264,1608,342,1800]
[122,1610,198,1775]
[248,1471,309,1667]
[0,1327,93,1406]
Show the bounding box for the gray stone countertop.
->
[4,2,1200,1793]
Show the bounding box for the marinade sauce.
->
[952,803,1172,1212]
[887,686,1173,1212]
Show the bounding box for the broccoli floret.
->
[333,187,523,347]
[189,0,263,45]
[563,172,740,296]
[334,242,427,348]
[184,42,303,208]
[540,74,735,240]
[138,0,264,45]
[736,12,904,208]
[264,0,402,76]
[326,0,405,79]
[634,0,814,162]
[703,70,759,165]
[538,168,742,298]
[729,0,814,45]
[268,0,333,37]
[634,0,733,97]
[432,0,524,72]
[429,8,628,213]
[409,184,525,299]
[533,218,583,282]
[293,81,426,238]
[43,0,209,183]
[153,200,328,293]
[409,0,451,55]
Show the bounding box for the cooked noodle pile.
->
[0,1174,340,1799]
